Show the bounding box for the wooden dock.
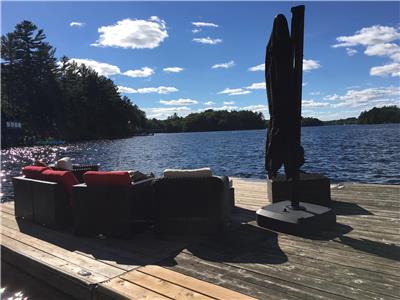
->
[1,178,399,299]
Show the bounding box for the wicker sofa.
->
[153,176,233,234]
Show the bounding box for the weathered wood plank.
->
[97,277,171,300]
[139,265,258,300]
[2,225,125,278]
[121,270,213,300]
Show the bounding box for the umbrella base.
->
[256,201,336,233]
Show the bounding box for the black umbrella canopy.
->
[265,13,304,180]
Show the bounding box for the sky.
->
[2,1,400,120]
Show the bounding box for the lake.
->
[1,124,399,201]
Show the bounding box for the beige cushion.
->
[55,157,73,171]
[163,168,212,178]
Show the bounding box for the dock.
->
[1,177,399,299]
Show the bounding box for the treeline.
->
[146,110,266,133]
[358,106,400,124]
[1,21,146,142]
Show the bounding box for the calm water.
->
[1,124,399,201]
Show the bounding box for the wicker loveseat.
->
[153,175,233,234]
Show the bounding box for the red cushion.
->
[22,166,49,180]
[84,171,131,187]
[41,169,79,195]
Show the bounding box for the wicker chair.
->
[153,176,232,234]
[12,176,72,228]
[72,178,155,238]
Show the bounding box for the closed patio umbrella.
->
[257,5,336,232]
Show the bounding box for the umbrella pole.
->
[290,5,305,210]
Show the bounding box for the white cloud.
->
[309,91,321,96]
[370,63,400,77]
[248,64,264,72]
[365,43,400,61]
[91,16,168,49]
[160,98,198,106]
[193,37,222,45]
[332,25,400,77]
[163,67,184,73]
[346,48,357,56]
[218,88,251,96]
[117,86,137,94]
[249,59,319,72]
[246,82,266,90]
[323,94,340,101]
[223,101,235,105]
[204,101,215,106]
[211,60,235,69]
[242,104,268,114]
[302,100,330,108]
[303,59,321,71]
[117,86,178,94]
[192,22,219,28]
[332,25,400,48]
[123,67,154,78]
[192,29,201,34]
[326,86,400,108]
[200,105,238,112]
[68,58,120,76]
[70,22,85,28]
[144,106,192,119]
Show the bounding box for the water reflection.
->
[1,124,399,201]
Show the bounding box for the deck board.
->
[1,177,400,299]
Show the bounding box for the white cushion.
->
[55,157,73,171]
[163,168,212,178]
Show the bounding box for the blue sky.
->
[2,1,400,120]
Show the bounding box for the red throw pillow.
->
[84,171,131,187]
[41,169,79,195]
[22,166,49,180]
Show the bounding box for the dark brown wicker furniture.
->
[72,178,154,238]
[153,176,232,234]
[12,176,72,228]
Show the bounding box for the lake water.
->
[1,124,399,201]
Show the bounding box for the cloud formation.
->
[218,88,251,96]
[163,67,184,73]
[123,67,154,78]
[91,16,168,49]
[192,22,219,28]
[160,98,198,105]
[223,101,235,105]
[193,37,222,45]
[303,59,321,71]
[246,82,266,90]
[248,64,264,72]
[249,59,320,72]
[68,58,120,76]
[302,100,330,108]
[204,101,215,106]
[144,106,192,119]
[332,25,400,77]
[242,104,268,114]
[324,86,400,108]
[70,22,85,28]
[346,48,357,56]
[211,60,235,69]
[118,86,178,94]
